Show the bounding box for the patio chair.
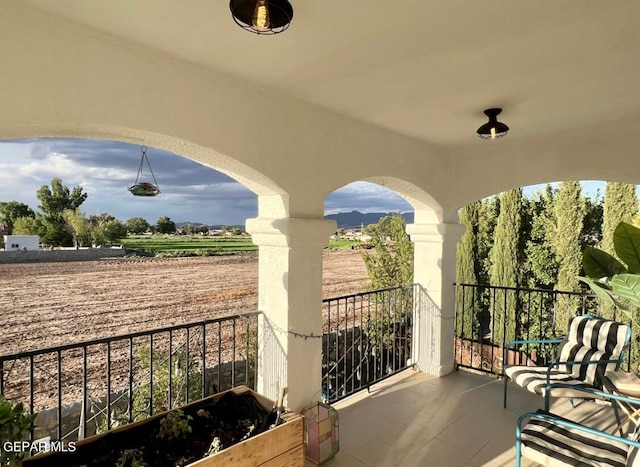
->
[516,385,640,467]
[503,314,631,409]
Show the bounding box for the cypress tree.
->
[478,196,500,285]
[552,181,586,329]
[489,188,523,345]
[581,191,603,249]
[525,185,557,288]
[456,202,482,339]
[602,182,638,257]
[601,182,638,319]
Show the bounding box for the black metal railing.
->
[321,284,415,403]
[453,283,631,375]
[0,312,260,442]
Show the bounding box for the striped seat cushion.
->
[565,315,629,355]
[506,316,630,396]
[555,316,630,388]
[556,341,619,389]
[521,410,633,467]
[505,365,593,397]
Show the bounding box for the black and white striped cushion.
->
[521,410,629,467]
[565,316,629,355]
[556,316,629,389]
[506,316,630,397]
[505,365,593,398]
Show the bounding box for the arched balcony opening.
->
[453,179,640,376]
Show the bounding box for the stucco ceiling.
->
[20,0,640,148]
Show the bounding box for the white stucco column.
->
[245,217,336,411]
[406,222,465,376]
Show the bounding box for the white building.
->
[3,235,40,251]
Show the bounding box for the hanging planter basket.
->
[130,145,161,197]
[128,182,160,197]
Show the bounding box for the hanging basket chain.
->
[138,146,160,189]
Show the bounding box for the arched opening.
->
[0,137,277,345]
[321,179,443,401]
[454,179,640,376]
[323,180,413,298]
[0,135,290,440]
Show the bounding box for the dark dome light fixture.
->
[477,108,509,140]
[230,0,294,35]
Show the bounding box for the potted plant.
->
[579,221,640,316]
[22,386,304,467]
[0,395,37,467]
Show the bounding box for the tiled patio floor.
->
[308,369,620,467]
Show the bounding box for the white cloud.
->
[325,181,413,214]
[0,139,413,224]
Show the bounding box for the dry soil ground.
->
[0,250,369,355]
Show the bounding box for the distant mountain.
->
[324,211,414,229]
[174,213,413,231]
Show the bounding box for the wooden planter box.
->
[24,386,304,467]
[190,411,303,466]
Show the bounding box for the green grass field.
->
[119,235,358,256]
[119,235,257,256]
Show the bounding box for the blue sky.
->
[0,138,626,226]
[0,138,413,225]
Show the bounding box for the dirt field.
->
[0,250,369,355]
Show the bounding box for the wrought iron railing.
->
[453,283,631,375]
[0,312,260,442]
[2,284,417,441]
[322,284,415,403]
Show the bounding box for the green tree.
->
[456,202,482,339]
[362,215,413,289]
[180,223,196,235]
[489,188,523,345]
[600,182,638,319]
[362,215,413,361]
[602,182,638,258]
[525,185,556,288]
[582,190,603,249]
[0,201,35,233]
[12,216,45,236]
[63,209,91,247]
[102,219,127,243]
[88,213,115,226]
[156,216,176,235]
[477,196,500,285]
[126,217,150,234]
[37,178,88,246]
[552,181,586,329]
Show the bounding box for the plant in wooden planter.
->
[98,346,203,434]
[23,387,304,467]
[0,395,37,467]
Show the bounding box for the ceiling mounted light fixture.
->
[230,0,293,35]
[477,108,509,140]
